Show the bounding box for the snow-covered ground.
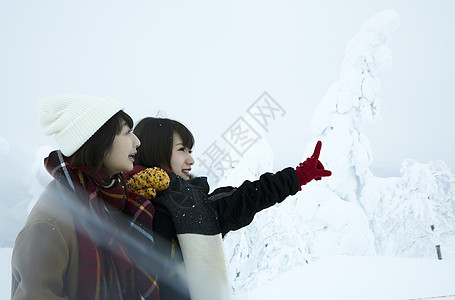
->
[2,248,455,299]
[232,255,455,300]
[2,9,455,300]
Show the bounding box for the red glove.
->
[295,141,332,189]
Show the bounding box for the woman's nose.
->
[187,153,194,165]
[133,133,141,148]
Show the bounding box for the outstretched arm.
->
[209,167,299,235]
[209,140,332,235]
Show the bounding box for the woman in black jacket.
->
[123,117,331,300]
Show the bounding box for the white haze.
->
[1,2,455,299]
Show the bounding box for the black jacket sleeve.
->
[208,167,299,236]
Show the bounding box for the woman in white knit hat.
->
[11,94,163,300]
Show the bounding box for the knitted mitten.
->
[295,141,332,189]
[126,167,170,198]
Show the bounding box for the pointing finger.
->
[312,141,322,159]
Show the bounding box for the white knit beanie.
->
[38,93,124,156]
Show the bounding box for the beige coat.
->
[11,180,80,300]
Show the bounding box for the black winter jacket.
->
[153,167,299,299]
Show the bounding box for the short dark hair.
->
[134,117,194,169]
[71,110,133,169]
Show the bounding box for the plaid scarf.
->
[45,150,160,300]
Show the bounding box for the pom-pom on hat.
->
[38,93,124,156]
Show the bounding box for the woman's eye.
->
[126,129,133,134]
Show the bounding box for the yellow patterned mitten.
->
[127,167,170,199]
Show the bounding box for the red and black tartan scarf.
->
[45,150,160,300]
